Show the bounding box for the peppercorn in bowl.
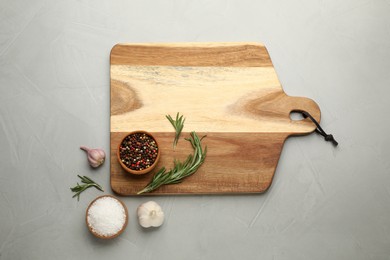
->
[117,131,160,175]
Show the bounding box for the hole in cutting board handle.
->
[289,111,305,121]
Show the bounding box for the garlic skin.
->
[80,146,106,168]
[137,201,164,228]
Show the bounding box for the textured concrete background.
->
[1,0,390,259]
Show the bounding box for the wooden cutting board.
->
[110,42,320,195]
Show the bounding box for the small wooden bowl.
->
[86,195,128,239]
[117,130,160,175]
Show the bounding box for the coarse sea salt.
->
[87,196,126,237]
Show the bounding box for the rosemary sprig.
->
[166,112,185,148]
[70,175,104,201]
[137,131,207,194]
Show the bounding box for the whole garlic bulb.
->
[137,201,164,228]
[80,146,106,168]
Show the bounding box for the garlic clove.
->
[80,146,106,168]
[137,201,164,228]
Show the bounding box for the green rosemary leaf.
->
[166,112,185,148]
[70,175,104,201]
[137,131,207,194]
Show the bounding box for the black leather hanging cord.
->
[301,111,338,146]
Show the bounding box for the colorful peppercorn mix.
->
[119,133,158,171]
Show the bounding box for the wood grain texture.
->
[110,66,320,133]
[111,132,285,195]
[111,42,272,67]
[110,42,321,195]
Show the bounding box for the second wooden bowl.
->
[86,195,128,239]
[117,130,160,175]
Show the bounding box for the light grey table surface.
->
[1,0,390,259]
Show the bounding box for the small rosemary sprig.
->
[70,175,104,201]
[137,131,207,194]
[166,112,185,148]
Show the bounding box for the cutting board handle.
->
[285,95,321,135]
